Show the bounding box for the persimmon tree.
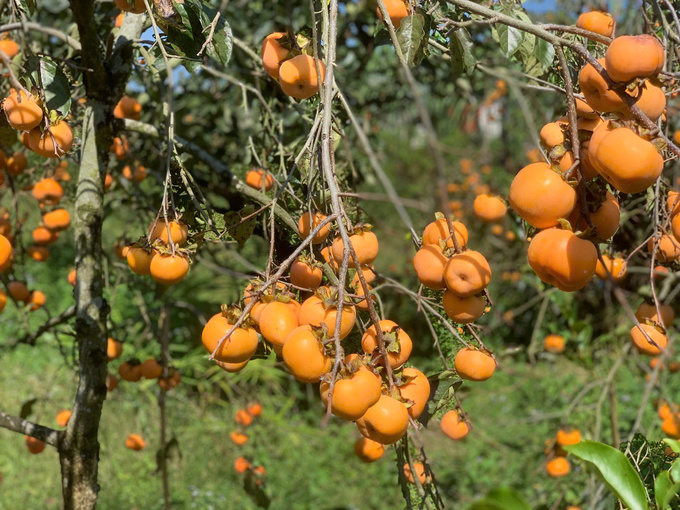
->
[0,0,679,509]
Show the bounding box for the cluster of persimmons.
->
[230,403,267,483]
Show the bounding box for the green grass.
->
[0,336,673,510]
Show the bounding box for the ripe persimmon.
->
[0,39,19,58]
[25,436,45,454]
[648,235,680,263]
[125,433,146,450]
[202,312,259,363]
[8,281,30,302]
[593,128,662,194]
[356,394,409,445]
[235,409,253,427]
[140,359,162,379]
[126,246,154,275]
[376,0,410,29]
[282,325,331,383]
[440,410,470,440]
[278,54,326,100]
[631,323,667,355]
[575,11,614,37]
[56,410,72,427]
[107,337,123,361]
[442,290,485,324]
[245,168,274,191]
[215,359,249,373]
[544,334,565,353]
[298,211,331,244]
[0,234,12,271]
[361,320,412,369]
[261,32,291,79]
[32,226,58,246]
[621,80,666,122]
[246,403,262,417]
[106,374,118,391]
[110,136,129,160]
[527,228,597,292]
[27,121,73,158]
[230,431,249,446]
[32,178,64,205]
[398,367,430,419]
[149,252,190,285]
[635,302,675,327]
[113,96,142,120]
[443,251,491,297]
[413,244,448,289]
[320,367,382,420]
[149,219,188,246]
[508,162,577,228]
[331,229,379,265]
[473,194,507,223]
[2,90,43,131]
[454,347,496,381]
[422,218,468,250]
[259,301,299,349]
[539,122,565,149]
[290,258,323,289]
[122,164,147,182]
[42,209,70,231]
[403,462,427,485]
[661,414,680,439]
[28,290,46,311]
[298,288,356,339]
[0,290,7,313]
[572,191,620,241]
[546,457,570,477]
[118,361,143,382]
[595,255,627,282]
[556,428,581,446]
[578,59,627,112]
[234,456,251,473]
[115,0,145,13]
[605,34,665,82]
[354,437,385,463]
[6,152,27,176]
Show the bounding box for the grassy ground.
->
[0,335,671,510]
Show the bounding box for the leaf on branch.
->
[565,441,649,510]
[224,205,257,247]
[396,13,429,67]
[20,398,38,420]
[24,56,72,117]
[535,38,555,69]
[449,28,476,80]
[654,471,680,509]
[495,24,523,57]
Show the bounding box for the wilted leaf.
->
[566,441,648,510]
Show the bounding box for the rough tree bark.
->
[59,2,143,508]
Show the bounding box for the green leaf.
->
[449,28,475,80]
[396,14,427,66]
[671,459,680,484]
[495,25,523,57]
[565,441,649,510]
[535,38,555,69]
[198,6,233,66]
[224,205,257,247]
[470,487,531,510]
[664,439,680,454]
[655,471,680,509]
[24,56,71,117]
